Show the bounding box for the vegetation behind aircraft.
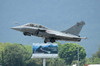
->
[0,42,100,66]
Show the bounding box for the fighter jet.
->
[11,21,87,43]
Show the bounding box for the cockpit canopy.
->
[24,23,48,29]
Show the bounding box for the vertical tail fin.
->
[62,21,85,36]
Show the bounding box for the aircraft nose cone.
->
[11,26,21,31]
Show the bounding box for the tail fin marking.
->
[62,21,85,36]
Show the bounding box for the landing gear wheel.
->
[44,38,47,43]
[44,40,47,43]
[23,32,28,36]
[50,39,55,43]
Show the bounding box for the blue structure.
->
[33,43,58,54]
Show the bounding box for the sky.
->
[0,0,100,57]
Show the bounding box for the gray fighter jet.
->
[11,21,87,43]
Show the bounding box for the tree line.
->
[0,42,99,66]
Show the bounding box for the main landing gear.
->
[44,38,55,43]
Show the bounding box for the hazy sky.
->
[0,0,100,57]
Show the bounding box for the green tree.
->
[59,43,86,65]
[26,59,42,66]
[3,44,31,66]
[0,42,12,65]
[93,46,100,58]
[47,58,66,66]
[87,46,100,64]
